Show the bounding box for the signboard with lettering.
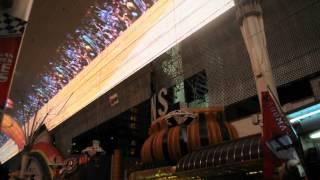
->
[261,91,306,178]
[151,87,169,122]
[0,36,21,110]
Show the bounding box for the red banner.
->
[261,91,283,179]
[261,91,300,179]
[0,36,21,110]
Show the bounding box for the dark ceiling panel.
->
[10,0,94,102]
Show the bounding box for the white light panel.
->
[0,0,234,163]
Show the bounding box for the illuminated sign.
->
[0,37,21,109]
[151,87,169,121]
[0,0,234,163]
[43,0,234,131]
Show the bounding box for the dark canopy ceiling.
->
[10,0,92,102]
[9,0,156,121]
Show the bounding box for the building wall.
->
[53,66,151,156]
[53,0,320,156]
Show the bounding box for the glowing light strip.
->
[310,130,320,139]
[288,103,320,123]
[0,0,234,162]
[289,109,320,123]
[42,0,234,131]
[97,0,235,97]
[0,140,19,163]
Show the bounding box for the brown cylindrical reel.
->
[142,108,238,164]
[142,126,188,163]
[140,134,156,163]
[187,111,238,152]
[149,116,168,135]
[151,129,167,162]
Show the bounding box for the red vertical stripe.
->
[0,36,21,110]
[261,91,283,179]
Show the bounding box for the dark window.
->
[184,70,208,103]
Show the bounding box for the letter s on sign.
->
[157,88,168,116]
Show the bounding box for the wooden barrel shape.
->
[142,108,238,164]
[141,131,169,163]
[149,117,168,135]
[152,129,168,162]
[167,125,188,162]
[142,126,189,163]
[141,134,156,163]
[187,111,238,152]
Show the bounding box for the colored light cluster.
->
[0,0,157,147]
[0,135,8,147]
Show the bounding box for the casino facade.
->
[0,0,320,179]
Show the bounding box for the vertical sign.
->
[0,36,21,110]
[262,91,307,178]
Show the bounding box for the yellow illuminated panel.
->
[0,0,234,163]
[44,0,234,131]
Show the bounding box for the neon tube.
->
[287,103,320,123]
[310,130,320,139]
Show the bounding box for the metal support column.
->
[234,0,280,178]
